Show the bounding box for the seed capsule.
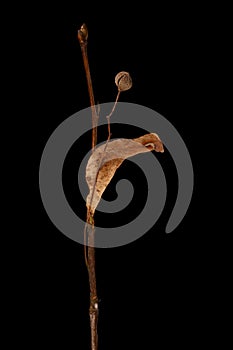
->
[115,71,132,91]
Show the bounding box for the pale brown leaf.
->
[86,133,164,214]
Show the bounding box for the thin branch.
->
[78,24,98,151]
[78,24,130,350]
[78,23,98,350]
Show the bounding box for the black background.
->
[24,3,219,349]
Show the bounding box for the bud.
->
[77,23,88,44]
[115,71,132,91]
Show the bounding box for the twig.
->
[78,24,98,151]
[78,23,98,350]
[78,24,130,350]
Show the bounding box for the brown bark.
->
[78,23,99,350]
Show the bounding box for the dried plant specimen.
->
[78,23,164,350]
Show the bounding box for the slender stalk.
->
[78,23,98,350]
[106,90,121,141]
